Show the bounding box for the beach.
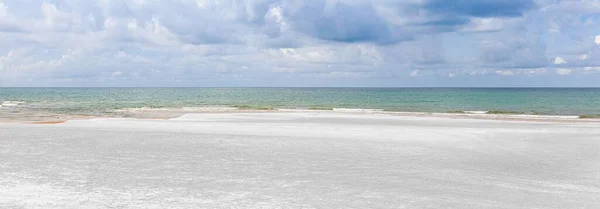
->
[1,112,599,208]
[1,0,599,207]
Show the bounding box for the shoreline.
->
[2,107,600,124]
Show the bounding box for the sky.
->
[1,0,600,87]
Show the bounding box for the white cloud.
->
[266,6,286,27]
[132,0,147,5]
[409,70,421,77]
[111,71,123,77]
[196,0,206,8]
[553,57,566,64]
[578,54,590,60]
[555,68,572,75]
[495,70,516,76]
[461,18,504,32]
[595,35,600,45]
[522,68,547,75]
[583,66,600,71]
[0,2,7,17]
[318,71,373,78]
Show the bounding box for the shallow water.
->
[1,88,600,119]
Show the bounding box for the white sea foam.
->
[332,108,385,113]
[116,106,240,112]
[464,110,489,114]
[111,106,586,121]
[0,101,25,107]
[484,114,580,120]
[181,106,239,111]
[431,112,580,120]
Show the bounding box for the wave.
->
[276,108,384,113]
[116,106,239,112]
[116,106,388,114]
[579,115,600,119]
[464,111,488,114]
[332,108,385,113]
[440,110,581,120]
[230,105,276,110]
[86,105,596,121]
[307,107,334,110]
[447,110,547,115]
[486,110,541,115]
[0,101,25,107]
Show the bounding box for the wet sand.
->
[1,112,599,208]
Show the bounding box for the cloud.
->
[583,66,600,71]
[495,70,516,76]
[424,0,535,18]
[0,2,6,16]
[289,2,395,44]
[578,54,590,60]
[553,57,566,64]
[0,0,600,87]
[556,68,572,75]
[477,31,548,68]
[0,0,541,47]
[460,18,505,32]
[272,0,538,44]
[492,68,547,76]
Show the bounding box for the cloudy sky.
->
[0,0,600,87]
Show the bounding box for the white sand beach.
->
[1,112,599,208]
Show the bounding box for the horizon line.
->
[2,86,600,88]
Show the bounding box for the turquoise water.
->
[1,88,600,117]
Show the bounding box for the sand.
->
[1,112,599,208]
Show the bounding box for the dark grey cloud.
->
[424,0,535,18]
[287,2,397,44]
[278,0,536,45]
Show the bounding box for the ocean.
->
[1,88,600,120]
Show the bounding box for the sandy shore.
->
[1,112,599,208]
[3,105,600,124]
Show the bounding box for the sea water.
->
[1,88,600,119]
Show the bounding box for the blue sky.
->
[1,0,600,87]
